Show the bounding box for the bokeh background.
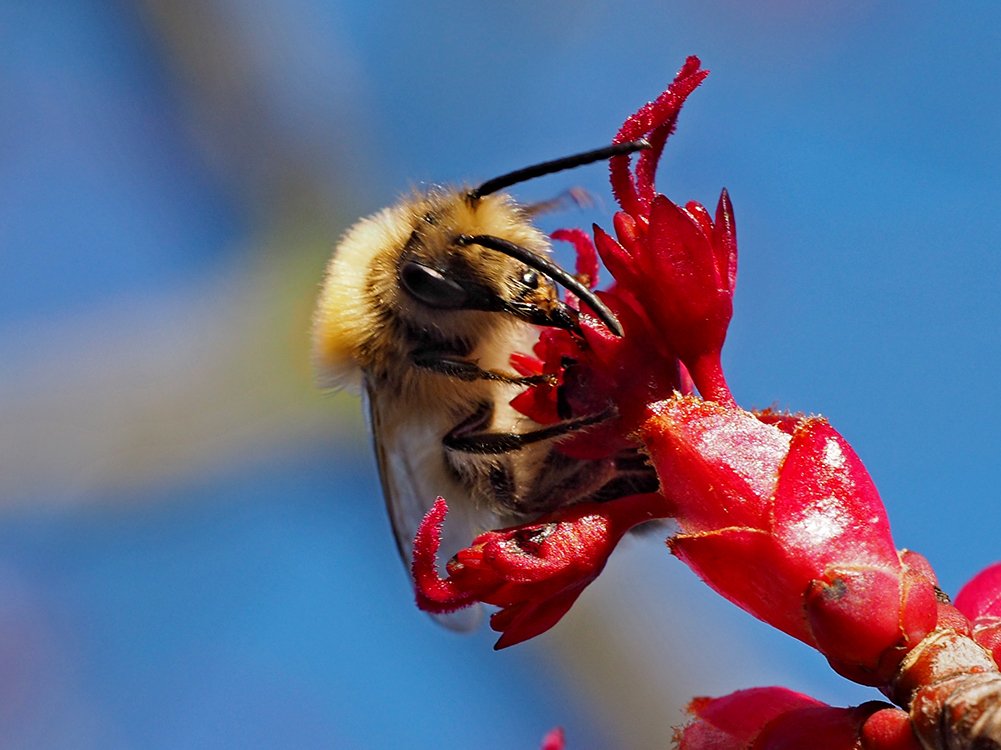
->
[3,2,999,748]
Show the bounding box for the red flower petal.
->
[805,565,920,685]
[551,228,599,289]
[611,56,709,218]
[679,688,893,750]
[644,397,791,532]
[678,687,825,750]
[954,562,1001,663]
[410,498,479,613]
[955,562,1001,620]
[593,223,636,288]
[752,703,880,750]
[713,189,738,293]
[670,528,810,643]
[490,586,585,650]
[771,419,897,572]
[612,212,641,258]
[509,351,544,377]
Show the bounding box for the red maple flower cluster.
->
[410,57,1001,749]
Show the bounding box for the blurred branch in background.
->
[1,0,370,505]
[137,0,374,231]
[0,263,359,504]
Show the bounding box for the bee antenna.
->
[456,234,623,337]
[468,139,650,201]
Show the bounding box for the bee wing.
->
[364,380,489,631]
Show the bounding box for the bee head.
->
[314,141,644,388]
[396,189,623,342]
[393,191,594,339]
[312,191,561,387]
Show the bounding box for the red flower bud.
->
[860,708,922,750]
[509,55,734,459]
[539,727,565,750]
[677,687,889,750]
[754,703,883,750]
[954,562,1001,664]
[639,192,736,402]
[642,396,937,684]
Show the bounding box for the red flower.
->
[641,396,938,685]
[595,191,737,406]
[511,288,684,460]
[677,687,829,750]
[605,54,735,405]
[676,687,920,750]
[539,727,565,750]
[509,55,735,461]
[954,562,1001,663]
[411,494,669,648]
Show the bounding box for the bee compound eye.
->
[399,261,469,309]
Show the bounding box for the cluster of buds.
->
[410,57,1001,748]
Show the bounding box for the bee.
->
[312,140,658,627]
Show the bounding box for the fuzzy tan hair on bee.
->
[312,189,548,391]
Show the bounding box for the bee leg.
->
[411,348,556,386]
[444,406,615,455]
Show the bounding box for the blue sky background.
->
[2,2,999,748]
